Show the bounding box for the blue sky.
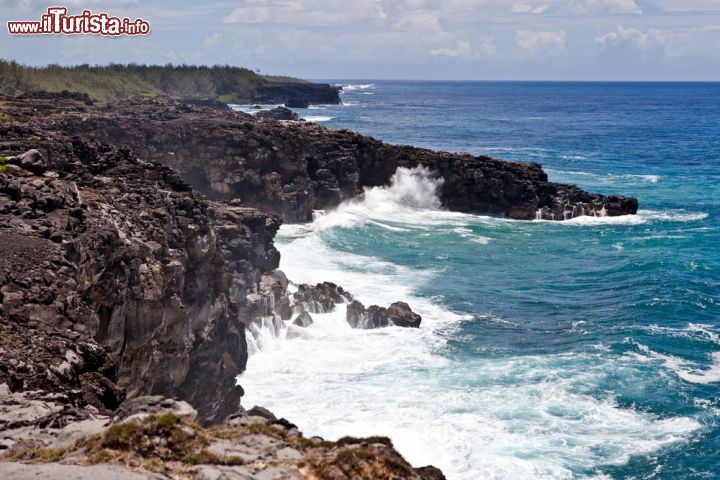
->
[2,0,720,80]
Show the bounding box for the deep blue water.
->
[237,82,720,479]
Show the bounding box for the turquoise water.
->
[238,82,720,479]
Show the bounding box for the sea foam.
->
[238,167,700,479]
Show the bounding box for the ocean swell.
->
[238,166,702,479]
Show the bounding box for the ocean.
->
[233,82,720,479]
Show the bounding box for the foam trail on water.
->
[239,167,700,479]
[302,115,334,123]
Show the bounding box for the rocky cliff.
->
[0,93,640,478]
[0,94,444,478]
[254,82,342,107]
[0,119,285,425]
[46,97,638,223]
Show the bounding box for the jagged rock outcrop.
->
[0,124,280,424]
[255,106,299,121]
[346,300,422,329]
[292,282,354,315]
[35,96,638,223]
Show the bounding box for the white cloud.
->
[516,29,566,55]
[594,25,700,57]
[595,25,668,50]
[649,0,720,12]
[223,0,387,26]
[511,3,550,14]
[202,32,222,48]
[393,11,445,35]
[3,0,138,9]
[569,0,642,14]
[430,38,496,57]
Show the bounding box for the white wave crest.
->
[310,166,472,231]
[559,210,708,226]
[302,115,334,123]
[628,343,720,384]
[341,83,375,91]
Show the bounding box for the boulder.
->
[346,300,422,329]
[386,301,422,328]
[293,311,313,327]
[8,149,47,174]
[256,106,299,121]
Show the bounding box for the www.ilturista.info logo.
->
[7,6,150,36]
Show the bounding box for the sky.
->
[2,0,720,80]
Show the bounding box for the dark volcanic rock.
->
[0,129,280,424]
[293,282,354,314]
[293,311,314,327]
[254,82,341,106]
[346,300,422,329]
[44,97,638,223]
[285,97,310,108]
[255,106,299,121]
[179,98,230,110]
[416,465,448,480]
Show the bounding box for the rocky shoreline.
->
[0,93,638,478]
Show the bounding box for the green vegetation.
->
[7,447,68,463]
[0,60,306,102]
[0,156,8,172]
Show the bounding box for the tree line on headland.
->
[0,60,306,103]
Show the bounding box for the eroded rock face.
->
[0,126,280,424]
[254,82,341,106]
[346,300,422,329]
[41,97,638,223]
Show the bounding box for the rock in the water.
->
[346,300,422,329]
[386,301,422,328]
[256,106,299,121]
[293,311,313,327]
[286,325,312,340]
[416,465,448,480]
[293,282,353,314]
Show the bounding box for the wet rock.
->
[386,301,422,328]
[286,325,312,340]
[346,300,422,329]
[293,282,353,314]
[416,465,448,480]
[292,311,313,327]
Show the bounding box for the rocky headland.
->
[0,93,638,478]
